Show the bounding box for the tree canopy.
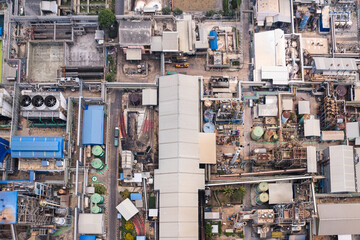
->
[98,9,116,29]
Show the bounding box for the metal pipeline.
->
[218,168,306,178]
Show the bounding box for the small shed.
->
[149,209,158,217]
[298,101,310,115]
[126,48,142,61]
[268,183,293,204]
[116,198,139,221]
[304,119,320,137]
[136,237,146,240]
[306,146,317,173]
[282,98,293,111]
[162,32,179,52]
[209,30,218,50]
[130,193,142,201]
[346,122,359,141]
[321,131,344,141]
[82,105,104,145]
[80,236,96,240]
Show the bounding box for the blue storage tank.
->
[209,30,218,50]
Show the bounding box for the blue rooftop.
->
[80,235,96,240]
[130,193,142,201]
[82,105,104,145]
[0,191,18,224]
[11,137,65,159]
[136,237,146,240]
[0,138,10,165]
[209,30,218,50]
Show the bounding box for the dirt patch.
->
[172,0,219,11]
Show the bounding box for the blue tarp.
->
[82,105,104,145]
[209,30,218,50]
[11,137,65,159]
[130,193,142,201]
[80,235,96,240]
[0,191,18,224]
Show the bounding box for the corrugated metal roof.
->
[268,183,293,204]
[313,57,357,72]
[126,48,142,60]
[321,130,344,141]
[346,122,359,140]
[154,74,204,239]
[318,203,360,235]
[199,133,216,164]
[261,66,289,85]
[151,36,162,52]
[11,136,64,159]
[82,105,104,145]
[304,119,320,137]
[142,88,157,106]
[306,146,317,173]
[163,32,179,52]
[329,145,355,193]
[298,101,310,115]
[116,198,139,221]
[78,214,104,234]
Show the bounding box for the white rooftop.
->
[304,119,320,137]
[78,214,105,234]
[298,101,310,115]
[116,198,139,221]
[268,183,293,204]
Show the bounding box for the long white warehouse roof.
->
[154,74,205,239]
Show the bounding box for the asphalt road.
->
[107,90,122,240]
[115,0,124,15]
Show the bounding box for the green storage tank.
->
[255,182,269,193]
[255,192,269,205]
[92,204,103,214]
[92,145,104,157]
[251,126,264,141]
[91,158,105,170]
[91,193,104,204]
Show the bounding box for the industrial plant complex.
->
[0,0,358,239]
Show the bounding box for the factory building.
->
[255,0,291,27]
[11,136,67,171]
[154,74,205,239]
[323,145,356,193]
[312,57,358,80]
[82,105,105,145]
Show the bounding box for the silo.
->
[203,122,215,133]
[251,126,264,141]
[281,111,291,124]
[91,158,105,170]
[92,204,103,214]
[255,192,269,205]
[203,110,213,122]
[255,182,269,193]
[91,193,104,204]
[263,130,274,141]
[92,145,104,157]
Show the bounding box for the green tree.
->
[223,0,229,16]
[231,0,241,10]
[121,189,131,199]
[224,186,234,197]
[125,233,134,240]
[173,8,183,15]
[162,7,171,15]
[206,10,217,17]
[125,221,134,230]
[231,187,246,203]
[205,222,213,239]
[98,9,116,30]
[94,184,107,194]
[106,73,115,82]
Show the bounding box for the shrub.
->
[162,7,171,15]
[94,184,106,194]
[173,8,183,15]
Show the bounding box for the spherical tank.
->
[91,193,104,204]
[92,145,105,157]
[91,158,105,170]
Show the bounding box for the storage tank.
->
[203,110,213,122]
[203,122,215,133]
[336,85,347,97]
[255,192,269,205]
[255,182,269,193]
[129,93,141,106]
[251,126,264,141]
[91,193,104,204]
[92,204,103,214]
[91,158,105,170]
[92,145,104,157]
[263,129,274,141]
[281,111,291,124]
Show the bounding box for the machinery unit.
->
[0,89,13,119]
[20,91,67,122]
